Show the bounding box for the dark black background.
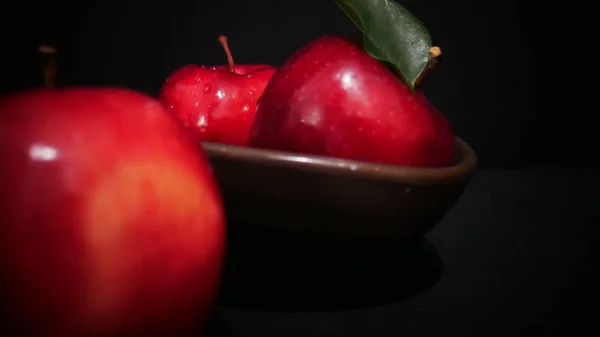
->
[0,1,597,336]
[1,0,592,169]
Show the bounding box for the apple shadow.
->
[216,221,443,312]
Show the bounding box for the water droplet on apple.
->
[248,89,255,95]
[183,116,193,127]
[195,77,202,82]
[203,84,211,93]
[197,115,208,132]
[168,105,174,109]
[242,105,250,112]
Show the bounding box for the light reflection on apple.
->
[29,144,58,162]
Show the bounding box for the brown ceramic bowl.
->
[202,137,477,240]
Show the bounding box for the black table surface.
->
[206,168,599,337]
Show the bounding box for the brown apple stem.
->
[38,45,58,88]
[429,46,442,58]
[218,35,236,73]
[426,46,442,71]
[415,47,443,87]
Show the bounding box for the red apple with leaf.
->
[159,35,276,146]
[0,87,225,337]
[250,0,455,168]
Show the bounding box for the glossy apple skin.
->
[0,88,225,337]
[249,36,455,168]
[159,64,276,146]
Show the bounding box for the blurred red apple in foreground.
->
[250,36,454,167]
[159,35,276,146]
[0,88,225,337]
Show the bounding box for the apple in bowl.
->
[159,36,276,146]
[249,35,454,168]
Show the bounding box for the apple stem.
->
[429,46,442,58]
[38,45,58,88]
[218,35,237,73]
[415,47,442,88]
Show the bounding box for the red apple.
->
[249,36,455,168]
[0,88,225,337]
[159,35,276,146]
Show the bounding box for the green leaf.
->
[334,0,434,91]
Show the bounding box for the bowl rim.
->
[202,137,477,186]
